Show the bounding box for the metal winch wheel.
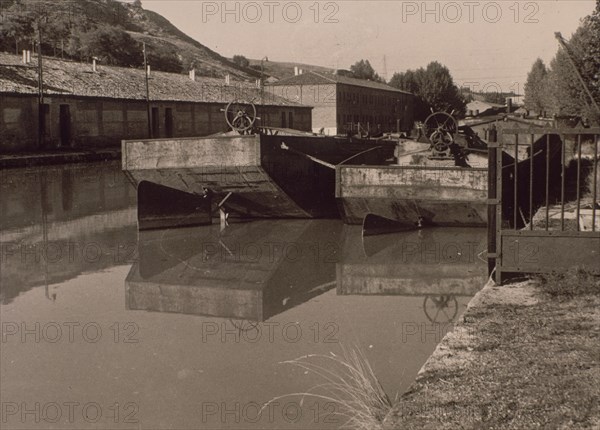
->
[224,101,257,134]
[423,111,458,156]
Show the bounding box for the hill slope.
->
[247,58,335,80]
[0,0,260,79]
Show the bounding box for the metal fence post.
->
[487,127,498,278]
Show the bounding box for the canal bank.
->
[383,272,600,429]
[0,148,121,168]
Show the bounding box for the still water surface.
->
[1,162,487,429]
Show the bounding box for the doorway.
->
[151,107,160,138]
[165,108,174,138]
[59,104,71,147]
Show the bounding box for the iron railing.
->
[488,128,600,284]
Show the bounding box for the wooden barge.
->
[335,128,561,230]
[122,134,396,229]
[336,164,489,227]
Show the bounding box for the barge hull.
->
[123,135,396,229]
[336,165,488,226]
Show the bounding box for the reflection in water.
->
[126,220,343,322]
[337,225,487,324]
[127,222,487,327]
[1,164,487,429]
[0,162,136,304]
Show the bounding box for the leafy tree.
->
[146,42,183,73]
[0,7,35,54]
[534,4,600,124]
[64,25,86,60]
[524,58,548,114]
[79,25,142,67]
[389,61,465,120]
[419,62,466,116]
[554,5,599,123]
[350,59,383,82]
[389,69,421,94]
[232,54,249,68]
[40,12,72,57]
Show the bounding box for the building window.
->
[281,111,286,128]
[288,112,294,129]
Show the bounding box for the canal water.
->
[1,162,487,429]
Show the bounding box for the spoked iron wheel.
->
[423,295,459,324]
[224,101,257,134]
[423,111,458,152]
[229,319,260,334]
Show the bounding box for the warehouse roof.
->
[0,53,306,107]
[266,71,413,95]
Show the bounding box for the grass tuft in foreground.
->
[263,344,393,430]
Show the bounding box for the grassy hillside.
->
[247,58,335,80]
[0,0,260,79]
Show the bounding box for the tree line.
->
[523,4,600,125]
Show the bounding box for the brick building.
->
[266,71,414,135]
[0,53,312,153]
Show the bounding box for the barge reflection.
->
[126,220,343,321]
[126,221,487,325]
[338,225,487,324]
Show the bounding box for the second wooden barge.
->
[336,164,489,227]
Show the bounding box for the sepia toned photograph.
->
[0,0,599,429]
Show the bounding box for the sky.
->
[141,0,597,94]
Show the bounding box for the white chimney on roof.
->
[256,79,261,88]
[22,50,27,64]
[189,68,196,81]
[225,74,231,85]
[294,66,299,76]
[26,50,31,63]
[92,58,97,72]
[147,65,151,77]
[299,69,303,75]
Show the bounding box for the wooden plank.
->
[123,135,260,170]
[501,128,600,135]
